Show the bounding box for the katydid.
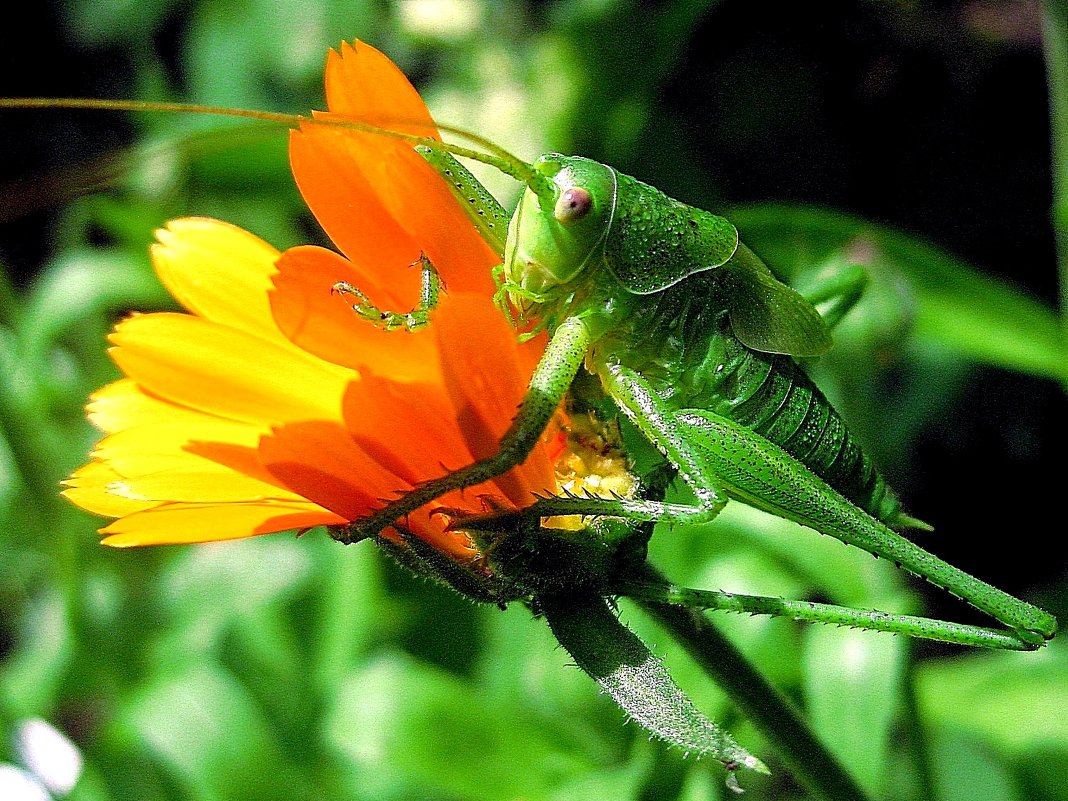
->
[0,96,1054,652]
[333,146,1057,652]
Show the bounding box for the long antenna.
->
[0,98,557,201]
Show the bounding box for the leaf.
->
[325,650,602,801]
[802,625,906,796]
[542,593,767,774]
[732,204,1068,382]
[113,662,296,801]
[915,639,1068,754]
[927,729,1024,801]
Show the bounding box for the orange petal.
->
[434,294,556,506]
[298,122,499,295]
[109,313,352,427]
[259,421,407,521]
[341,375,474,485]
[324,41,437,137]
[289,125,422,286]
[271,245,442,382]
[99,501,344,547]
[324,42,502,290]
[152,218,288,341]
[290,42,499,297]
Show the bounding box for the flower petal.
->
[99,501,344,547]
[88,380,210,435]
[290,41,499,298]
[341,375,473,485]
[259,420,405,520]
[289,125,422,290]
[434,294,558,506]
[108,469,304,504]
[63,462,159,517]
[109,313,352,427]
[152,218,288,340]
[271,245,441,382]
[324,41,436,137]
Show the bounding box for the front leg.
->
[334,316,593,543]
[333,252,442,331]
[454,360,732,534]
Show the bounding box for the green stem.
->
[901,646,937,801]
[1043,0,1068,363]
[633,563,871,801]
[0,332,68,509]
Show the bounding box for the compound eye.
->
[554,186,593,224]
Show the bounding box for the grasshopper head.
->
[502,155,617,301]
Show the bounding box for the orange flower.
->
[63,41,562,561]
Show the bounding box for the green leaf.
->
[150,536,314,666]
[915,639,1068,754]
[0,590,74,717]
[732,204,1068,382]
[927,728,1023,801]
[543,593,767,775]
[325,650,601,801]
[113,661,296,801]
[802,625,906,796]
[1043,0,1068,338]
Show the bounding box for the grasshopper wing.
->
[722,245,832,357]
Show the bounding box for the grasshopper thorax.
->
[502,155,617,304]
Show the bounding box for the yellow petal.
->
[93,420,267,481]
[88,380,213,434]
[108,469,306,504]
[99,501,345,547]
[62,462,160,517]
[152,218,288,341]
[109,313,353,427]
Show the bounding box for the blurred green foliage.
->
[1,1,1066,800]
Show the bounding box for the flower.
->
[63,41,563,561]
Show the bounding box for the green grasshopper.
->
[329,139,1057,653]
[0,96,1054,652]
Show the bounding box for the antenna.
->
[0,98,558,202]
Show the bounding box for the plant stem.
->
[633,563,871,801]
[1044,0,1068,359]
[901,646,937,801]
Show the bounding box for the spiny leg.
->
[443,363,732,535]
[613,580,1038,651]
[416,146,510,256]
[334,315,594,544]
[333,252,442,331]
[596,361,730,525]
[674,407,1057,647]
[441,491,719,535]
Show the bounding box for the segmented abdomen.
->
[711,345,902,525]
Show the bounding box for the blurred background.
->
[0,1,1066,799]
